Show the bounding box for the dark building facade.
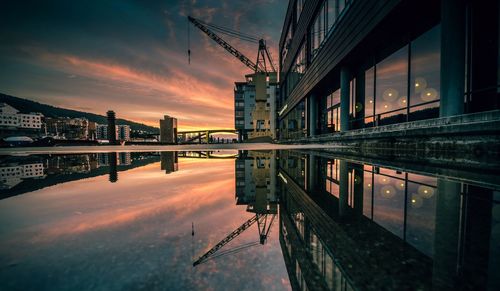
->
[277,150,500,290]
[159,115,178,144]
[277,0,500,142]
[106,110,117,144]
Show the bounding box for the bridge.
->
[177,129,238,144]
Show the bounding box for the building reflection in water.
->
[160,152,178,174]
[0,152,156,199]
[192,150,279,267]
[277,151,500,290]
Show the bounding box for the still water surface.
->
[0,150,499,290]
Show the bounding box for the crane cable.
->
[188,18,191,64]
[196,18,260,43]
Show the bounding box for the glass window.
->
[409,25,441,121]
[285,42,306,99]
[282,100,306,139]
[375,46,408,126]
[327,0,337,32]
[362,25,441,128]
[296,0,305,23]
[365,67,375,126]
[320,89,341,133]
[281,24,293,67]
[310,0,349,61]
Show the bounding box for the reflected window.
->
[406,174,437,257]
[373,173,405,238]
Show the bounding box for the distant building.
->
[88,121,97,140]
[116,125,130,141]
[160,152,178,174]
[159,115,178,144]
[44,117,89,140]
[96,124,131,141]
[0,163,45,190]
[107,110,117,144]
[0,103,43,130]
[234,73,278,141]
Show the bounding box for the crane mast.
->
[187,16,275,73]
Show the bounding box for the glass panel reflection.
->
[277,151,499,290]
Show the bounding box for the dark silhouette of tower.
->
[108,152,118,182]
[107,110,117,145]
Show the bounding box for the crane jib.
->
[187,16,274,73]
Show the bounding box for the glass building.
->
[277,0,500,140]
[277,151,500,290]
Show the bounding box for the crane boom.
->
[188,16,274,73]
[193,215,259,266]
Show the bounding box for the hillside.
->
[0,93,159,133]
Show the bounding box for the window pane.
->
[365,67,375,119]
[375,46,408,124]
[331,89,340,105]
[410,25,441,120]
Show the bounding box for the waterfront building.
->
[0,163,45,190]
[96,124,131,142]
[96,124,107,140]
[116,125,130,141]
[0,103,43,130]
[44,117,89,140]
[235,73,278,141]
[107,110,117,144]
[277,0,499,145]
[159,115,178,144]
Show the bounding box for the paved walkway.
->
[0,143,338,155]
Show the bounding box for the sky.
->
[0,0,287,131]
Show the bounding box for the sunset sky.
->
[0,0,286,131]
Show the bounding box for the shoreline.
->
[0,143,339,155]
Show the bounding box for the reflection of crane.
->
[187,16,276,73]
[193,213,276,266]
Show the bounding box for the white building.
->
[96,124,131,141]
[234,73,278,141]
[0,163,45,190]
[0,103,43,129]
[116,125,131,141]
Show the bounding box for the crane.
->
[193,213,276,266]
[187,16,276,74]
